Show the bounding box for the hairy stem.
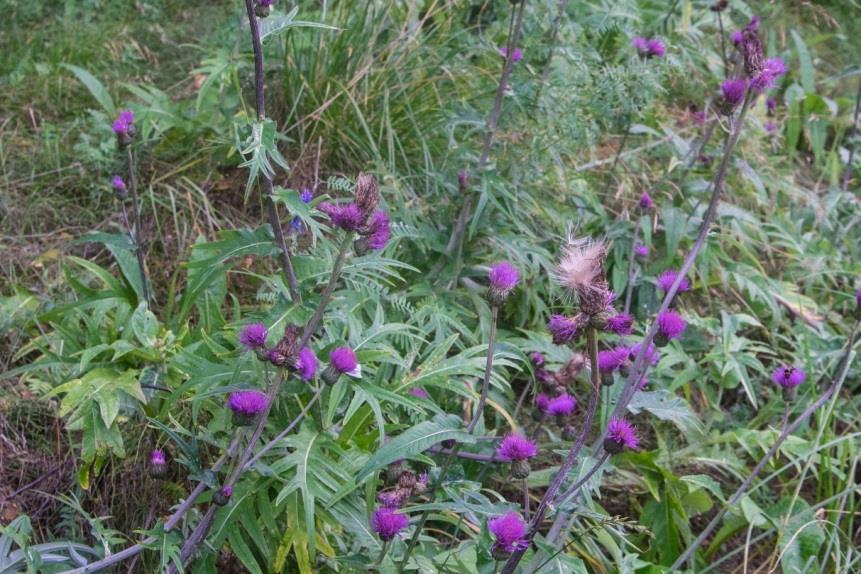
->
[244,0,301,304]
[500,326,602,574]
[669,321,858,571]
[126,147,150,305]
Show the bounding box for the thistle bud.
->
[149,449,167,479]
[255,0,273,18]
[561,425,576,441]
[510,459,531,479]
[213,486,232,506]
[590,311,611,330]
[385,460,404,485]
[354,172,379,219]
[457,170,469,192]
[112,176,127,200]
[441,439,456,450]
[397,470,417,491]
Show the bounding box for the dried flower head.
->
[553,354,587,386]
[548,314,581,345]
[555,237,608,314]
[741,28,764,77]
[605,417,639,453]
[488,512,527,558]
[354,172,379,218]
[266,324,301,368]
[772,365,805,389]
[496,433,538,462]
[377,490,404,508]
[750,58,786,92]
[239,323,268,350]
[371,507,409,541]
[296,347,318,381]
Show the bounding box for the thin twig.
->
[126,147,150,305]
[243,387,323,469]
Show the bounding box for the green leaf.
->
[355,413,477,482]
[131,302,159,347]
[790,30,815,93]
[61,64,115,114]
[627,390,702,432]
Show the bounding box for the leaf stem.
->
[126,146,150,306]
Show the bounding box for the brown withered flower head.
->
[553,353,587,387]
[354,172,379,220]
[741,28,764,77]
[266,324,302,368]
[554,236,610,316]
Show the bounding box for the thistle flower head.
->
[657,310,687,341]
[720,78,747,108]
[741,28,764,77]
[371,507,409,541]
[496,433,538,461]
[554,236,608,314]
[646,38,666,58]
[151,449,166,465]
[750,58,787,92]
[548,314,581,345]
[330,347,357,374]
[457,170,469,191]
[630,341,660,366]
[598,346,630,373]
[530,352,545,367]
[227,390,268,416]
[764,121,777,134]
[856,288,861,306]
[638,191,655,210]
[499,46,523,62]
[112,109,134,134]
[409,387,430,399]
[488,512,527,555]
[535,393,551,412]
[632,36,649,55]
[331,202,366,231]
[546,393,576,416]
[365,210,391,250]
[112,175,126,191]
[657,269,691,295]
[296,347,318,381]
[772,365,805,389]
[634,244,649,258]
[709,0,728,11]
[766,97,777,114]
[606,313,634,335]
[239,323,268,349]
[354,172,379,217]
[488,261,520,304]
[730,30,743,45]
[745,16,760,32]
[606,417,639,451]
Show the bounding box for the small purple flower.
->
[371,507,409,541]
[535,393,551,412]
[112,109,134,134]
[656,310,686,343]
[366,210,391,250]
[221,486,233,497]
[657,269,691,295]
[606,313,634,336]
[605,417,639,453]
[730,30,743,45]
[112,175,126,191]
[530,352,545,367]
[330,347,357,374]
[499,46,523,62]
[496,433,538,462]
[548,314,579,345]
[239,323,268,350]
[646,38,666,58]
[546,393,576,416]
[150,449,167,478]
[745,16,760,32]
[332,202,365,231]
[299,188,313,203]
[721,78,747,108]
[639,191,655,210]
[488,512,527,556]
[632,36,649,55]
[409,387,430,399]
[634,244,649,258]
[629,341,660,366]
[227,390,268,416]
[151,449,165,465]
[598,347,630,373]
[489,261,520,290]
[750,58,787,92]
[772,366,805,389]
[296,347,318,381]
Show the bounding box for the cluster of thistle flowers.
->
[109,109,136,198]
[369,461,430,541]
[317,173,391,256]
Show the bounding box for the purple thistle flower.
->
[332,202,365,231]
[530,352,545,367]
[112,109,134,134]
[227,390,268,416]
[371,507,409,541]
[657,269,691,295]
[220,486,233,497]
[730,30,743,45]
[634,244,649,258]
[605,417,639,452]
[258,0,274,6]
[330,347,358,374]
[239,323,268,349]
[721,78,747,108]
[366,210,390,250]
[296,347,318,381]
[489,261,520,291]
[750,58,787,92]
[646,38,666,58]
[856,288,861,306]
[629,341,660,366]
[632,36,649,55]
[598,347,630,373]
[606,313,634,336]
[548,314,579,345]
[151,449,165,465]
[499,46,523,62]
[535,393,551,412]
[639,191,655,210]
[772,365,806,389]
[546,393,576,416]
[656,310,686,342]
[409,387,430,399]
[112,175,126,191]
[496,433,538,462]
[745,16,760,32]
[488,512,527,556]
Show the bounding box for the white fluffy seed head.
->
[554,236,608,311]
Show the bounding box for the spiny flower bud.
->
[112,175,127,200]
[710,0,728,11]
[213,486,232,506]
[149,449,167,479]
[457,170,469,192]
[589,310,611,330]
[112,109,136,147]
[385,460,404,485]
[719,79,747,115]
[487,261,520,305]
[855,288,861,320]
[772,365,806,402]
[255,0,273,18]
[561,425,576,441]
